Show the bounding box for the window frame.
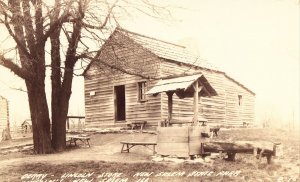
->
[238,95,243,106]
[137,81,147,102]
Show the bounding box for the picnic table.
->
[120,141,157,154]
[128,121,147,130]
[67,135,91,147]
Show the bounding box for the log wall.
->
[84,31,255,128]
[160,60,227,125]
[84,31,162,128]
[224,76,255,126]
[160,60,255,127]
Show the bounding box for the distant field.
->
[0,128,299,182]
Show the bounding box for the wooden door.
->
[114,85,126,122]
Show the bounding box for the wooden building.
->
[21,119,32,133]
[0,96,9,132]
[84,27,255,128]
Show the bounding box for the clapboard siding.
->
[159,60,254,126]
[224,76,255,126]
[84,31,162,127]
[160,60,227,125]
[0,96,9,131]
[84,29,255,128]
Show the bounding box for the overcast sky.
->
[0,0,299,126]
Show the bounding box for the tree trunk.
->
[50,27,66,151]
[51,90,72,151]
[51,79,73,151]
[51,111,67,152]
[50,7,81,151]
[26,81,52,154]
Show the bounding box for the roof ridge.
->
[115,27,186,48]
[112,27,254,95]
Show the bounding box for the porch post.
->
[66,117,70,131]
[166,91,174,125]
[193,81,199,124]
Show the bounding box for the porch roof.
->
[146,74,217,98]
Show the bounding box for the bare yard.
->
[0,128,299,182]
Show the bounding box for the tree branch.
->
[0,55,27,79]
[42,0,79,43]
[2,15,33,59]
[81,54,157,79]
[81,0,118,30]
[42,14,70,43]
[34,0,45,43]
[22,0,36,54]
[0,1,12,18]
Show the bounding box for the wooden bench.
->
[67,135,91,147]
[128,121,147,130]
[120,141,157,154]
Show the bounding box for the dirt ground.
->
[0,128,299,182]
[0,132,157,165]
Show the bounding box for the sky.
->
[0,0,299,127]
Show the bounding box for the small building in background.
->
[21,119,32,133]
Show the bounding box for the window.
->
[238,95,242,106]
[138,82,147,102]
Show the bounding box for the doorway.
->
[114,85,126,122]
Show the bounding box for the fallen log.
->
[203,140,282,164]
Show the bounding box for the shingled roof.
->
[84,27,255,95]
[114,28,254,95]
[115,27,220,71]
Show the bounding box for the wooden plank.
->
[157,136,188,143]
[189,126,209,155]
[156,143,189,158]
[120,141,156,145]
[157,126,189,136]
[156,126,189,157]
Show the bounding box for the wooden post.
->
[193,81,199,124]
[66,118,69,131]
[166,92,174,125]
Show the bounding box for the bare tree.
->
[0,0,170,153]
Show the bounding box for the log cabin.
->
[83,27,255,128]
[0,96,9,132]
